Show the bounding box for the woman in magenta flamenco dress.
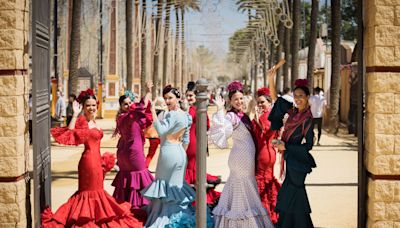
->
[112,85,154,217]
[184,81,221,206]
[42,89,142,228]
[252,87,281,224]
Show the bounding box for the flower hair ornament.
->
[163,85,181,98]
[227,80,243,92]
[257,87,270,97]
[76,88,95,103]
[124,90,138,102]
[294,79,309,87]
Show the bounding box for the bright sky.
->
[185,1,247,58]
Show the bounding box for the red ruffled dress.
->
[42,116,142,228]
[185,106,221,205]
[252,110,281,224]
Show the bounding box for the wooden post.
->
[195,78,208,228]
[51,78,57,117]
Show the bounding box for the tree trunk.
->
[68,0,81,96]
[162,2,171,88]
[306,0,319,91]
[174,8,180,88]
[152,0,163,98]
[140,0,147,96]
[330,0,341,134]
[126,0,133,90]
[291,0,300,87]
[275,22,284,92]
[283,23,291,89]
[263,51,267,87]
[181,9,185,92]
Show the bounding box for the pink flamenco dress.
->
[112,100,154,219]
[252,110,281,224]
[185,106,221,206]
[42,116,142,228]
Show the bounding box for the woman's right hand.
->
[72,101,81,117]
[214,95,225,111]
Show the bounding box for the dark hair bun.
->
[187,81,196,92]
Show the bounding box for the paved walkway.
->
[48,107,358,228]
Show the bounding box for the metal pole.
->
[195,78,208,228]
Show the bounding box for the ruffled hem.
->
[213,214,274,228]
[41,190,142,228]
[140,179,195,205]
[112,169,154,209]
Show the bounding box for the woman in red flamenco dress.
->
[185,81,221,207]
[252,87,281,224]
[42,89,142,228]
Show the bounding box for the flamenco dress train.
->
[112,100,154,213]
[42,116,142,227]
[209,110,274,228]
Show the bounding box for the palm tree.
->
[68,0,82,96]
[152,0,163,98]
[174,2,180,88]
[180,0,200,91]
[306,0,319,90]
[162,1,172,88]
[275,22,284,92]
[330,0,341,134]
[126,0,133,90]
[140,0,147,96]
[283,0,292,89]
[291,0,300,87]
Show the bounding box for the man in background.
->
[309,87,327,146]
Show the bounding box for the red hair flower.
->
[227,81,243,92]
[76,88,95,104]
[257,87,270,97]
[294,79,309,87]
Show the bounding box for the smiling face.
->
[293,88,310,110]
[257,95,272,111]
[186,91,196,106]
[230,91,244,112]
[120,97,132,112]
[83,98,97,119]
[164,92,179,111]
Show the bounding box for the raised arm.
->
[268,67,278,102]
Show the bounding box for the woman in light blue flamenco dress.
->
[141,85,213,228]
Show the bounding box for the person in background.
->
[252,87,281,224]
[184,81,221,208]
[66,94,76,127]
[145,96,166,167]
[281,87,294,103]
[309,87,327,146]
[55,91,66,124]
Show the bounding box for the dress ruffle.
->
[140,179,195,205]
[112,169,154,209]
[256,176,281,224]
[41,190,142,228]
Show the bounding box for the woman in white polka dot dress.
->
[209,81,274,228]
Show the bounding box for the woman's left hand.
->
[276,141,286,151]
